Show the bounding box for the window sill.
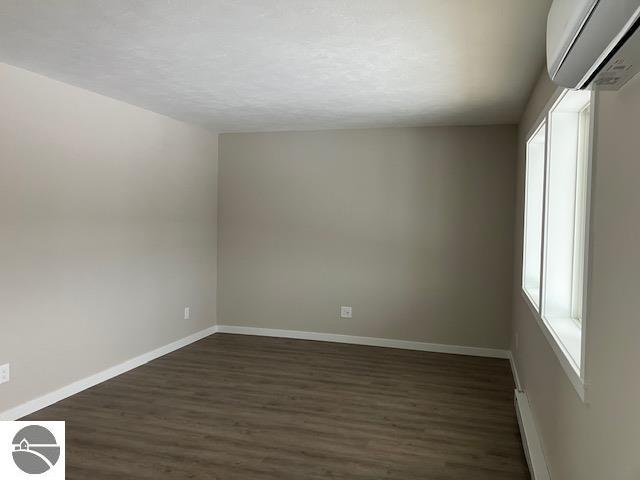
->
[520,289,586,402]
[544,316,581,368]
[522,286,540,312]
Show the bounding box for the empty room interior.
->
[1,1,639,479]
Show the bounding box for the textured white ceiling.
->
[0,1,551,132]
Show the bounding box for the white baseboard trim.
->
[0,325,217,421]
[215,325,511,359]
[515,389,551,480]
[1,325,515,423]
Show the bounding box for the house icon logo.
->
[11,425,61,474]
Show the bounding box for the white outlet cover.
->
[0,364,9,384]
[184,307,190,320]
[340,306,352,318]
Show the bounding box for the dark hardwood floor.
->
[26,333,529,479]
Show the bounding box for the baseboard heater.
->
[514,389,551,480]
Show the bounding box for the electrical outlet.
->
[340,306,352,319]
[184,307,190,320]
[0,364,10,385]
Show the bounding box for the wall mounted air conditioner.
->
[547,0,640,90]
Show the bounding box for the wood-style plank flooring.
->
[26,334,529,479]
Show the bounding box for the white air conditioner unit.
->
[547,0,640,90]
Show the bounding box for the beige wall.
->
[512,71,640,478]
[0,63,218,413]
[218,126,517,348]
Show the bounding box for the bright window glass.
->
[523,122,546,309]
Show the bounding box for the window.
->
[522,89,593,396]
[523,122,546,309]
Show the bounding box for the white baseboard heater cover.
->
[515,389,551,480]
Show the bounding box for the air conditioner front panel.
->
[546,0,599,78]
[548,0,640,89]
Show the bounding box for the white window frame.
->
[520,87,596,402]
